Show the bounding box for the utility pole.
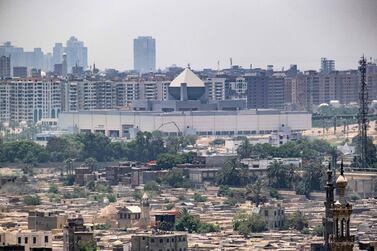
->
[358,55,369,169]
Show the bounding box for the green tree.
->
[296,161,325,198]
[156,153,184,169]
[233,212,267,236]
[144,181,160,192]
[84,157,97,171]
[157,221,174,231]
[285,210,308,231]
[24,194,41,205]
[224,197,238,206]
[2,141,49,163]
[193,193,207,202]
[132,190,143,201]
[175,209,200,233]
[161,169,191,188]
[217,185,232,197]
[62,175,75,186]
[109,141,128,160]
[86,181,95,192]
[217,158,250,187]
[76,132,112,161]
[237,138,253,159]
[107,194,117,203]
[245,179,268,206]
[267,161,296,189]
[78,241,96,251]
[174,209,219,233]
[312,224,324,236]
[48,184,59,194]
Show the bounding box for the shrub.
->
[24,195,41,205]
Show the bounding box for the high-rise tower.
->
[133,36,156,73]
[358,56,369,169]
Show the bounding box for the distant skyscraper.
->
[0,42,51,72]
[321,57,335,73]
[65,36,88,73]
[0,55,11,78]
[133,36,156,73]
[53,43,64,65]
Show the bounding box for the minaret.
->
[330,161,354,251]
[323,163,334,248]
[140,192,150,229]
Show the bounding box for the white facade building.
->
[0,79,61,123]
[58,109,311,138]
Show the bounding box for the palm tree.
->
[237,138,253,159]
[245,178,267,206]
[64,158,73,175]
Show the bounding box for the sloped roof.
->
[123,206,141,213]
[170,68,205,87]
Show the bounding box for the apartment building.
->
[267,73,285,109]
[0,79,61,123]
[205,77,227,101]
[228,77,248,101]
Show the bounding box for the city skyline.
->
[1,0,376,71]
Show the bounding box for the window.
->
[151,238,155,243]
[45,236,49,243]
[264,210,269,217]
[159,239,163,243]
[25,237,28,244]
[33,237,36,244]
[18,237,21,244]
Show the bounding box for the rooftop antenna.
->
[187,63,191,69]
[358,55,368,169]
[230,57,233,68]
[217,60,220,71]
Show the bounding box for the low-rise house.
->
[28,210,67,231]
[0,230,52,251]
[131,231,188,251]
[63,216,96,251]
[252,203,285,230]
[74,167,92,186]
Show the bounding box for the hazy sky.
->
[0,0,376,71]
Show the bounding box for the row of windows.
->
[119,213,140,219]
[152,248,187,251]
[147,236,186,244]
[17,236,48,244]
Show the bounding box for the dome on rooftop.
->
[336,174,347,186]
[169,68,204,87]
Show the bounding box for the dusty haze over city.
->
[0,0,376,71]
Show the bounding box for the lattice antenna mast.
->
[358,55,368,169]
